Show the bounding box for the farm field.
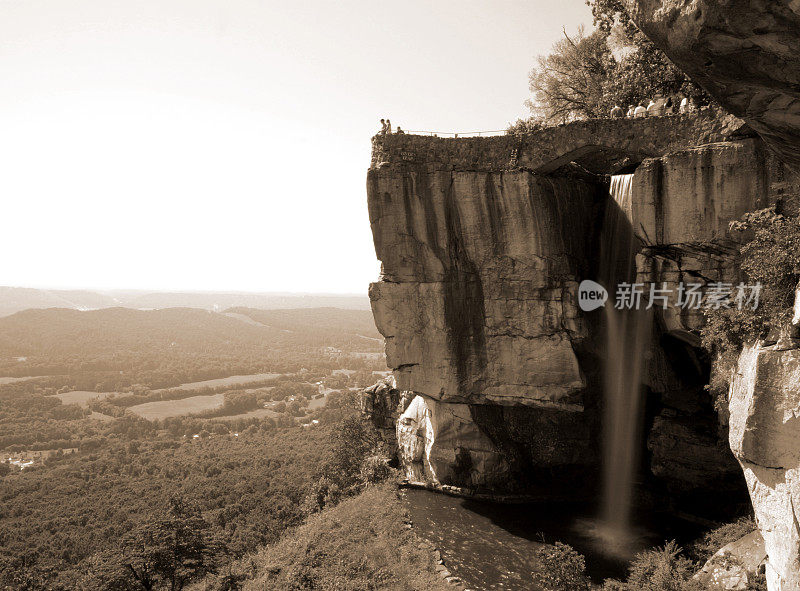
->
[152,372,282,392]
[51,372,285,407]
[128,393,226,419]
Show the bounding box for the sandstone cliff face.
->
[730,343,800,591]
[369,168,596,408]
[368,163,601,491]
[633,138,792,338]
[634,140,800,509]
[365,122,791,502]
[625,0,800,172]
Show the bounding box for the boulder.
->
[694,530,766,590]
[729,343,800,590]
[396,394,509,488]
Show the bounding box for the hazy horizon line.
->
[0,284,370,297]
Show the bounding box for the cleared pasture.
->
[202,407,281,422]
[153,373,281,392]
[0,376,36,385]
[51,372,283,408]
[128,393,225,420]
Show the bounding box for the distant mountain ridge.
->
[0,286,370,317]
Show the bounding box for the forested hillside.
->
[0,306,390,590]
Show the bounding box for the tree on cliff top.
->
[521,0,710,125]
[587,0,706,104]
[526,26,614,123]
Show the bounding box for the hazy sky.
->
[0,0,591,294]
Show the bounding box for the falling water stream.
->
[592,174,652,555]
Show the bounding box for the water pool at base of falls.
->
[403,488,706,589]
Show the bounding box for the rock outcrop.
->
[361,375,408,447]
[369,168,597,408]
[625,0,800,172]
[622,139,797,511]
[365,119,797,505]
[631,139,797,507]
[623,4,800,586]
[730,343,800,590]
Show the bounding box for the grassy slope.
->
[240,483,451,591]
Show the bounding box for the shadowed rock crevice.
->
[442,175,488,396]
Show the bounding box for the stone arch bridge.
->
[371,108,750,175]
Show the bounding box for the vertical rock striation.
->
[369,166,597,407]
[624,4,800,583]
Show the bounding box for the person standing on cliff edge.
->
[385,119,392,134]
[379,119,386,135]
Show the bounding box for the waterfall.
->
[597,174,650,551]
[608,174,633,217]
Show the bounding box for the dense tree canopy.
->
[83,498,221,591]
[523,0,710,125]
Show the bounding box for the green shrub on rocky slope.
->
[702,206,800,402]
[604,518,763,591]
[687,516,756,565]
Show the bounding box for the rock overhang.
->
[623,0,800,173]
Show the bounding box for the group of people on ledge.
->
[609,95,700,119]
[377,95,701,139]
[379,118,404,135]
